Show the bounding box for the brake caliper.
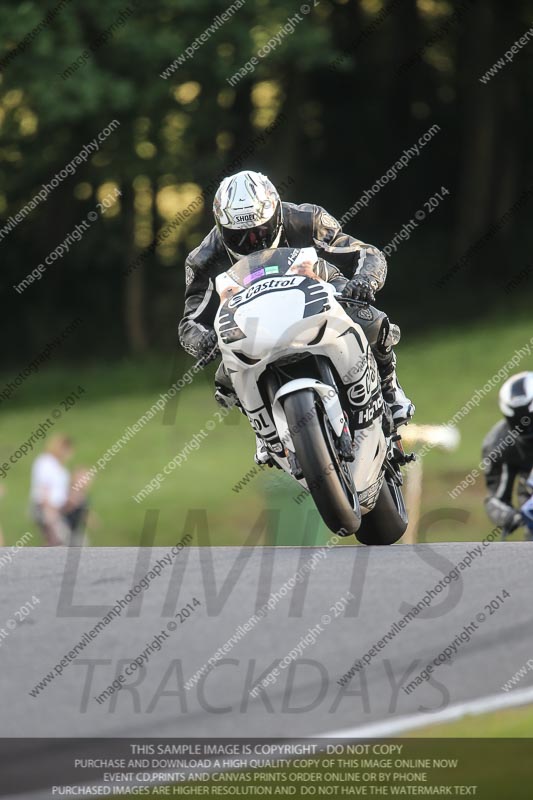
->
[287,450,304,480]
[336,414,355,462]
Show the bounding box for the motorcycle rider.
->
[178,170,414,461]
[482,372,533,539]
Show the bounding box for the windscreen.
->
[226,247,318,288]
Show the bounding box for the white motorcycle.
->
[214,246,411,544]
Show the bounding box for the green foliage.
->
[0,0,532,359]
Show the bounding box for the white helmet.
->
[213,170,283,261]
[499,372,533,436]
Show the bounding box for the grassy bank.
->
[0,310,530,546]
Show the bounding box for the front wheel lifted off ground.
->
[283,389,361,536]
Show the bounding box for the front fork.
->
[314,356,354,461]
[263,359,353,471]
[313,355,414,475]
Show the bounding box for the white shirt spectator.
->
[30,453,70,508]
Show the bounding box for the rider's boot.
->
[254,438,273,466]
[214,362,240,409]
[214,383,239,409]
[215,382,275,466]
[377,352,415,427]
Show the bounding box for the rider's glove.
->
[195,329,219,367]
[342,275,378,304]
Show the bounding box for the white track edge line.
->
[317,685,533,738]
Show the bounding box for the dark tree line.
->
[0,0,531,363]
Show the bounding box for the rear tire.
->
[283,389,361,535]
[355,474,408,545]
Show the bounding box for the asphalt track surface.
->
[1,542,533,794]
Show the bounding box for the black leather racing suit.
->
[482,420,533,530]
[178,202,397,383]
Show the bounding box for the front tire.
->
[283,389,361,535]
[355,474,408,545]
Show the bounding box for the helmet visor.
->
[221,206,281,257]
